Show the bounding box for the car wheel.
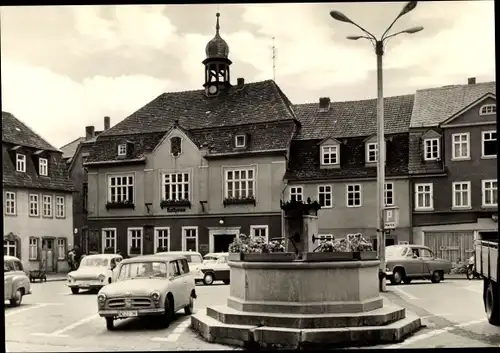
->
[223,279,230,285]
[403,278,412,284]
[466,267,474,280]
[203,273,214,285]
[184,296,194,315]
[10,289,23,307]
[71,287,80,294]
[486,282,500,325]
[390,268,404,285]
[163,296,175,327]
[106,318,114,330]
[431,271,442,283]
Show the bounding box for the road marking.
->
[5,303,57,317]
[420,313,454,319]
[391,286,421,300]
[151,334,181,342]
[31,314,99,338]
[455,319,487,327]
[464,286,483,294]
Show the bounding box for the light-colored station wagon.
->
[67,254,123,294]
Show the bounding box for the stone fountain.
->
[191,200,422,349]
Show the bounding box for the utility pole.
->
[272,36,276,81]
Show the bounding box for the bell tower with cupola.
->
[203,13,232,97]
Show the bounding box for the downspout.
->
[408,174,413,244]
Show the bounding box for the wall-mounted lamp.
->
[219,219,224,225]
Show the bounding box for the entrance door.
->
[42,239,55,272]
[214,234,236,253]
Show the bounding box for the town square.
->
[2,1,499,351]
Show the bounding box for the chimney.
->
[237,78,245,87]
[85,126,95,140]
[104,116,110,130]
[468,77,476,85]
[319,97,331,111]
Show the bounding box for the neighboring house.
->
[409,78,497,263]
[2,111,75,273]
[287,95,415,247]
[83,14,297,256]
[61,117,111,254]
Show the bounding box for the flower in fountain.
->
[317,233,373,252]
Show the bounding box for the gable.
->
[152,126,200,156]
[318,137,341,146]
[421,129,441,140]
[440,94,496,127]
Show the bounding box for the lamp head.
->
[330,10,353,23]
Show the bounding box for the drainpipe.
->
[408,174,413,244]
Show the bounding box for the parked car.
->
[384,245,453,285]
[200,252,230,285]
[4,256,32,306]
[67,254,122,294]
[97,254,197,330]
[155,251,204,280]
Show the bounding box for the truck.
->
[475,231,500,326]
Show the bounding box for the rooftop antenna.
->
[272,36,276,81]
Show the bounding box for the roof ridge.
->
[295,93,414,107]
[60,136,84,149]
[416,80,496,93]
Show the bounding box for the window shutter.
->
[16,238,21,259]
[64,238,68,260]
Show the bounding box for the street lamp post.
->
[330,1,423,292]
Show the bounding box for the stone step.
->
[191,309,422,349]
[206,304,406,328]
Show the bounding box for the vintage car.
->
[155,251,204,281]
[67,254,123,294]
[97,254,197,330]
[384,245,453,285]
[4,256,32,306]
[200,252,230,285]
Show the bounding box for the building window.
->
[4,240,16,256]
[182,227,198,252]
[482,179,498,207]
[29,237,39,260]
[318,185,332,208]
[452,181,471,209]
[83,183,88,212]
[108,175,134,203]
[225,168,255,199]
[250,225,269,242]
[5,191,16,215]
[346,184,362,207]
[366,143,378,163]
[117,144,127,156]
[155,228,170,252]
[482,131,497,158]
[16,154,26,172]
[163,172,189,201]
[39,158,48,176]
[56,196,65,218]
[170,136,182,156]
[424,138,440,161]
[384,182,394,206]
[102,229,117,253]
[235,135,246,147]
[479,104,496,116]
[415,183,433,210]
[321,145,338,165]
[128,228,143,256]
[29,194,39,216]
[452,133,470,160]
[57,238,66,260]
[42,195,53,217]
[289,186,303,202]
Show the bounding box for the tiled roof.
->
[293,94,414,140]
[2,112,59,151]
[2,144,75,192]
[60,137,85,159]
[100,80,296,136]
[285,134,409,181]
[410,81,496,128]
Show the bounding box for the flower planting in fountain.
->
[228,234,292,261]
[315,233,374,252]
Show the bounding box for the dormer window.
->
[321,145,338,165]
[117,144,127,156]
[366,143,378,163]
[480,104,496,116]
[16,154,26,172]
[170,137,182,157]
[39,158,48,176]
[235,135,246,148]
[424,138,440,161]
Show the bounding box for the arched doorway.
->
[4,232,21,259]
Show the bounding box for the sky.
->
[1,1,496,149]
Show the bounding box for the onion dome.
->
[205,13,229,59]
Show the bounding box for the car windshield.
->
[187,255,202,263]
[117,261,167,281]
[386,246,408,258]
[203,255,218,263]
[80,257,109,267]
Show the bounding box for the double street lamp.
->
[330,1,423,292]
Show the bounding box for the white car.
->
[67,254,123,294]
[200,252,230,285]
[155,251,204,283]
[97,254,197,330]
